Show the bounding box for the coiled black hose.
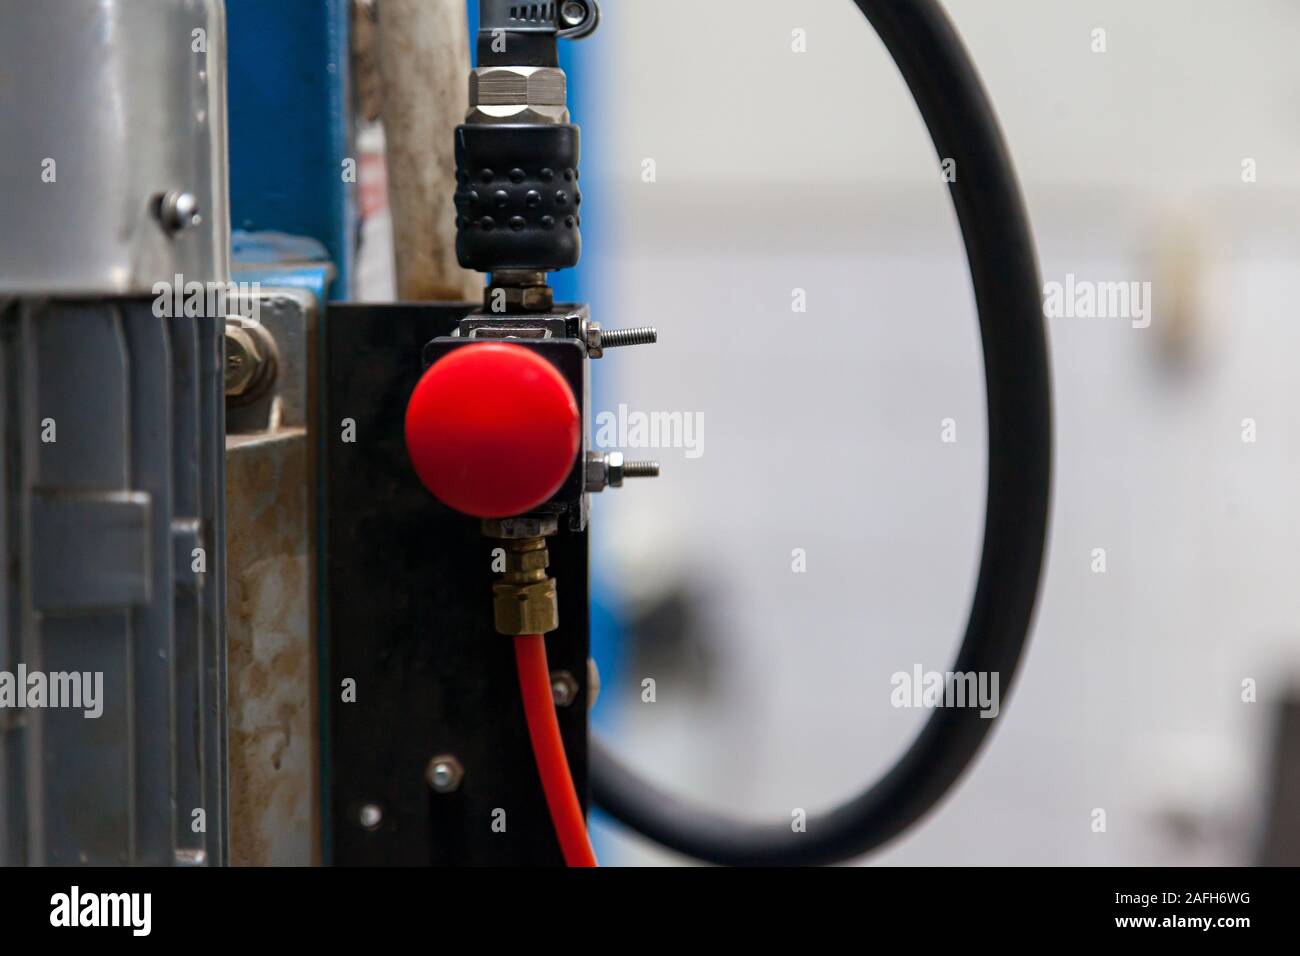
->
[589,0,1052,865]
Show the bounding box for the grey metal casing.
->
[0,0,231,295]
[0,300,228,866]
[0,0,231,865]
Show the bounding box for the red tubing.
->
[513,634,598,867]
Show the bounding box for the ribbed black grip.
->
[454,123,581,272]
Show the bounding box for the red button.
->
[404,343,580,518]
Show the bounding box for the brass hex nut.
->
[493,578,559,635]
[507,545,550,576]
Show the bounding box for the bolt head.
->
[224,322,261,397]
[426,755,465,793]
[158,190,202,233]
[550,670,579,707]
[173,192,202,227]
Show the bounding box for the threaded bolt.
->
[600,452,661,488]
[599,327,657,349]
[586,324,657,357]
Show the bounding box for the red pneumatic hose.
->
[514,634,598,867]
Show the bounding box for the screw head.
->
[426,755,465,793]
[551,670,579,707]
[157,190,202,233]
[560,1,589,28]
[358,803,383,830]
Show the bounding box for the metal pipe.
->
[376,0,482,302]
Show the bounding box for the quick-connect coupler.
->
[453,0,599,277]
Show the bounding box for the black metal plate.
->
[324,302,589,866]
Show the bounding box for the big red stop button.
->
[404,342,580,518]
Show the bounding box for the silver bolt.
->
[426,755,465,793]
[586,451,660,490]
[551,670,579,707]
[157,190,203,233]
[599,327,657,349]
[607,451,659,487]
[358,803,383,830]
[622,460,661,479]
[584,323,656,358]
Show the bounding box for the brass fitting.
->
[487,529,559,635]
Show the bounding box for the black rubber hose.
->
[589,0,1052,865]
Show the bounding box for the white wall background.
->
[586,0,1300,865]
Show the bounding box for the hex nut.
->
[508,546,550,575]
[468,66,568,125]
[482,516,559,540]
[492,578,559,635]
[606,451,625,487]
[469,66,566,106]
[585,451,609,491]
[224,324,262,397]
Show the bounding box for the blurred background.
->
[356,0,1300,864]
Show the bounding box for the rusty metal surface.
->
[225,430,317,866]
[224,287,319,866]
